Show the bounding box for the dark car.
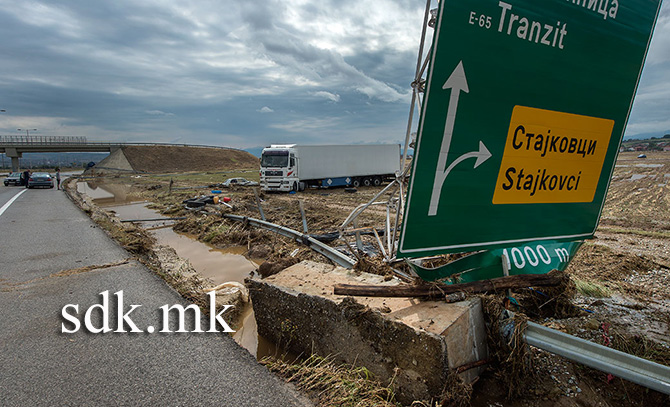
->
[26,172,54,189]
[4,172,22,186]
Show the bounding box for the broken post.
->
[334,272,564,298]
[352,218,364,254]
[298,200,308,233]
[253,188,266,221]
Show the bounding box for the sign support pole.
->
[338,1,436,264]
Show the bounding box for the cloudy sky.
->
[0,1,668,151]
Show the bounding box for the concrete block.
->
[247,260,488,404]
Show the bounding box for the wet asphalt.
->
[0,186,312,406]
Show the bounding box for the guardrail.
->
[525,321,670,395]
[0,136,87,144]
[222,214,356,269]
[0,137,242,151]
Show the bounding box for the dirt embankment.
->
[600,151,670,232]
[120,145,259,173]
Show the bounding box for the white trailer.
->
[260,144,400,192]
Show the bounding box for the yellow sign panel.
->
[493,106,614,204]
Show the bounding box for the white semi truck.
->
[260,144,401,192]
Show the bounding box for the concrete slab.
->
[247,260,488,404]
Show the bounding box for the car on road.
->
[26,172,54,189]
[4,172,22,186]
[222,177,258,187]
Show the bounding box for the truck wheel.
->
[292,182,298,192]
[363,177,372,187]
[352,179,361,188]
[373,177,382,186]
[298,182,306,192]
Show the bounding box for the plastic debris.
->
[183,195,233,209]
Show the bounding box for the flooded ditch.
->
[77,180,282,359]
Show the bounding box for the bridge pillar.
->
[5,148,22,172]
[11,157,20,172]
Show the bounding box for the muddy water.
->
[77,181,136,205]
[153,230,259,284]
[77,181,282,359]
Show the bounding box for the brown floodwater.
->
[77,181,137,205]
[77,180,283,359]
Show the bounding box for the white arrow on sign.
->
[428,61,492,216]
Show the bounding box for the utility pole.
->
[0,110,5,170]
[18,128,37,138]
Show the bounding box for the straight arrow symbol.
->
[435,60,469,175]
[427,61,491,216]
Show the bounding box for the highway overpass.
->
[0,136,122,171]
[0,136,236,172]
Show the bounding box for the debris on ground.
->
[66,151,670,407]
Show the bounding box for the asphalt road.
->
[0,185,312,406]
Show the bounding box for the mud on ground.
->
[68,153,670,406]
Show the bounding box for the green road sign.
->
[399,0,662,258]
[407,240,583,283]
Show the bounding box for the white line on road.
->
[0,189,28,217]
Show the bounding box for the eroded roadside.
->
[63,177,235,319]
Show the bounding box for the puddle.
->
[629,174,648,181]
[105,201,154,219]
[635,163,663,168]
[152,228,257,285]
[77,181,141,206]
[233,302,295,360]
[78,181,282,359]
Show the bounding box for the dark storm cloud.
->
[0,0,422,148]
[0,0,667,148]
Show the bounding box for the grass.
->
[202,223,231,243]
[261,354,399,407]
[597,225,670,239]
[575,279,612,298]
[611,333,670,366]
[148,169,259,185]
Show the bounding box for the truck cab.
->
[260,145,300,192]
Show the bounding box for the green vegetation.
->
[598,226,670,239]
[575,279,612,298]
[148,170,259,185]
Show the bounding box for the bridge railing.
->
[0,135,88,145]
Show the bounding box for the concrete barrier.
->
[247,260,488,403]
